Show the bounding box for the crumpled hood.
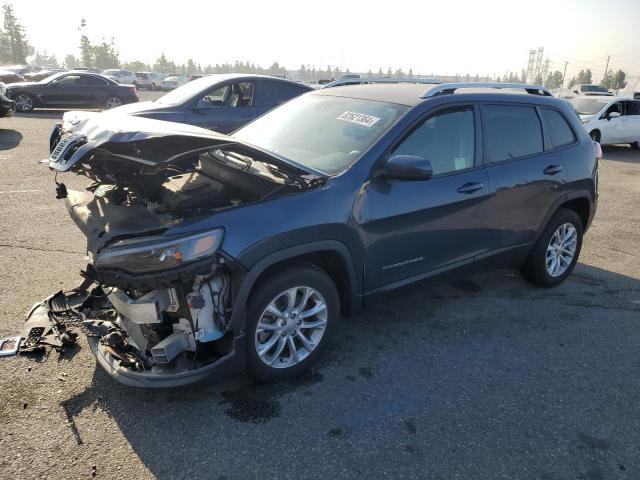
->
[48,111,322,176]
[107,101,168,115]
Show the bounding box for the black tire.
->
[521,208,583,287]
[245,265,339,382]
[13,92,35,112]
[631,142,640,150]
[589,130,601,142]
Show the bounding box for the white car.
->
[102,69,137,86]
[570,96,640,148]
[134,71,163,90]
[160,75,188,91]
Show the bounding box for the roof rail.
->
[419,82,552,98]
[322,77,442,89]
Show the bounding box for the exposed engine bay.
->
[4,111,325,387]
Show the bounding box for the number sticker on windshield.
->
[336,111,381,127]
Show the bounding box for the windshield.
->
[580,85,607,92]
[156,75,219,105]
[233,94,408,174]
[570,98,610,115]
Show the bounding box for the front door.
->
[600,101,625,144]
[360,105,492,293]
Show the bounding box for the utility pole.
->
[603,55,610,83]
[559,60,568,97]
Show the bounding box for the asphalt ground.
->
[0,95,639,479]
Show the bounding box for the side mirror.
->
[607,111,621,120]
[378,155,433,181]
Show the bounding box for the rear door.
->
[623,100,640,143]
[185,80,261,133]
[481,103,570,251]
[361,104,493,291]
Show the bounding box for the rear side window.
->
[262,82,307,106]
[483,105,543,163]
[626,101,640,115]
[539,108,576,148]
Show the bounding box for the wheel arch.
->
[561,196,591,230]
[228,240,362,333]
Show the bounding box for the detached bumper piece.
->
[4,287,244,388]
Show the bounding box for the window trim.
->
[378,102,482,180]
[479,102,547,166]
[537,106,578,152]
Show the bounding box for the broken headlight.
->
[95,229,223,274]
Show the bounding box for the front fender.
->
[227,240,362,333]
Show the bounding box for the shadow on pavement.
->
[58,263,640,479]
[603,144,640,163]
[0,128,23,150]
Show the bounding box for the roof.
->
[312,83,433,106]
[311,82,553,107]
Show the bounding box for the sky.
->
[11,0,640,81]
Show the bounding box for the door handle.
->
[457,182,484,194]
[543,165,563,175]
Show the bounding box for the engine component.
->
[107,288,178,324]
[150,318,195,364]
[188,274,228,342]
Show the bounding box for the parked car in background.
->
[102,69,137,86]
[0,82,14,117]
[188,74,206,82]
[160,75,188,90]
[22,69,60,82]
[135,71,163,90]
[571,84,612,97]
[5,71,138,112]
[0,69,25,83]
[16,82,599,387]
[570,96,640,148]
[1,65,36,76]
[111,73,312,133]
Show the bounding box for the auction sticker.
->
[336,111,381,127]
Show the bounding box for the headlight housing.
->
[95,229,223,274]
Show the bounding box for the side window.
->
[82,76,107,86]
[483,105,543,163]
[392,107,475,176]
[540,109,576,149]
[55,75,81,85]
[262,82,306,106]
[604,102,622,117]
[625,101,640,115]
[196,82,254,109]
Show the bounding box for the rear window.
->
[539,109,576,148]
[483,105,543,163]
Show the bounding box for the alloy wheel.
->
[545,223,577,277]
[254,286,328,369]
[105,97,122,109]
[14,94,33,112]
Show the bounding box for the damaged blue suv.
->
[10,82,599,387]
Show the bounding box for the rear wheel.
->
[521,208,583,287]
[105,96,122,109]
[589,130,601,142]
[631,141,639,150]
[245,265,339,382]
[14,93,34,112]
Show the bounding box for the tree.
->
[576,69,592,85]
[544,70,563,90]
[93,38,119,69]
[153,53,175,74]
[2,3,31,63]
[79,35,92,67]
[602,69,626,92]
[377,67,383,76]
[63,54,78,69]
[122,60,149,72]
[533,74,543,86]
[32,50,58,68]
[408,68,413,78]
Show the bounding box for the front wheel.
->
[521,208,583,287]
[105,96,122,109]
[14,93,34,112]
[589,130,601,143]
[245,265,339,382]
[631,141,639,150]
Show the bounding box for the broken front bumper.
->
[10,290,245,388]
